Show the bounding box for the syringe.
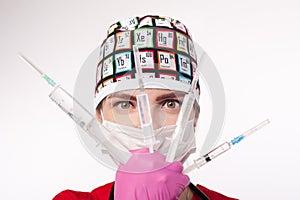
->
[183,119,270,173]
[18,53,130,164]
[165,56,202,162]
[132,45,156,153]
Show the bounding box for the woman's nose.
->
[131,107,166,130]
[150,107,166,130]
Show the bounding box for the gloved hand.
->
[114,148,190,200]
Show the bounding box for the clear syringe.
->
[165,55,202,162]
[18,53,130,164]
[183,119,270,173]
[132,45,156,153]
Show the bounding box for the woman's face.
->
[96,89,196,129]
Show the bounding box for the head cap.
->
[94,15,200,109]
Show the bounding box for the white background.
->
[1,0,300,199]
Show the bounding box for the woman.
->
[53,14,237,200]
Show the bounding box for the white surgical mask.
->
[100,120,196,163]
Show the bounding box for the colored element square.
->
[120,17,138,30]
[96,62,102,83]
[108,23,118,35]
[164,16,175,23]
[191,61,197,76]
[134,28,154,48]
[138,17,153,28]
[188,39,196,60]
[186,27,193,39]
[179,76,191,84]
[116,31,131,51]
[139,50,155,69]
[103,78,113,87]
[115,52,132,73]
[178,54,191,76]
[96,83,103,93]
[158,73,177,80]
[102,56,114,78]
[173,22,186,33]
[176,32,188,54]
[157,51,176,71]
[116,74,132,82]
[99,45,104,61]
[156,30,174,49]
[155,18,172,28]
[104,35,115,57]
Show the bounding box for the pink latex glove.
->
[114,148,190,200]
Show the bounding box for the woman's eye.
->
[115,101,133,109]
[162,100,180,109]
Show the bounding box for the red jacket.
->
[53,182,237,200]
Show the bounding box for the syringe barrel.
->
[137,93,152,128]
[176,92,195,126]
[49,86,94,130]
[194,142,231,168]
[136,91,156,152]
[49,86,130,164]
[166,92,195,162]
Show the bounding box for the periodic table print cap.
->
[94,15,200,109]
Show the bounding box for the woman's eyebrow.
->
[155,92,185,102]
[107,93,136,101]
[107,92,185,102]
